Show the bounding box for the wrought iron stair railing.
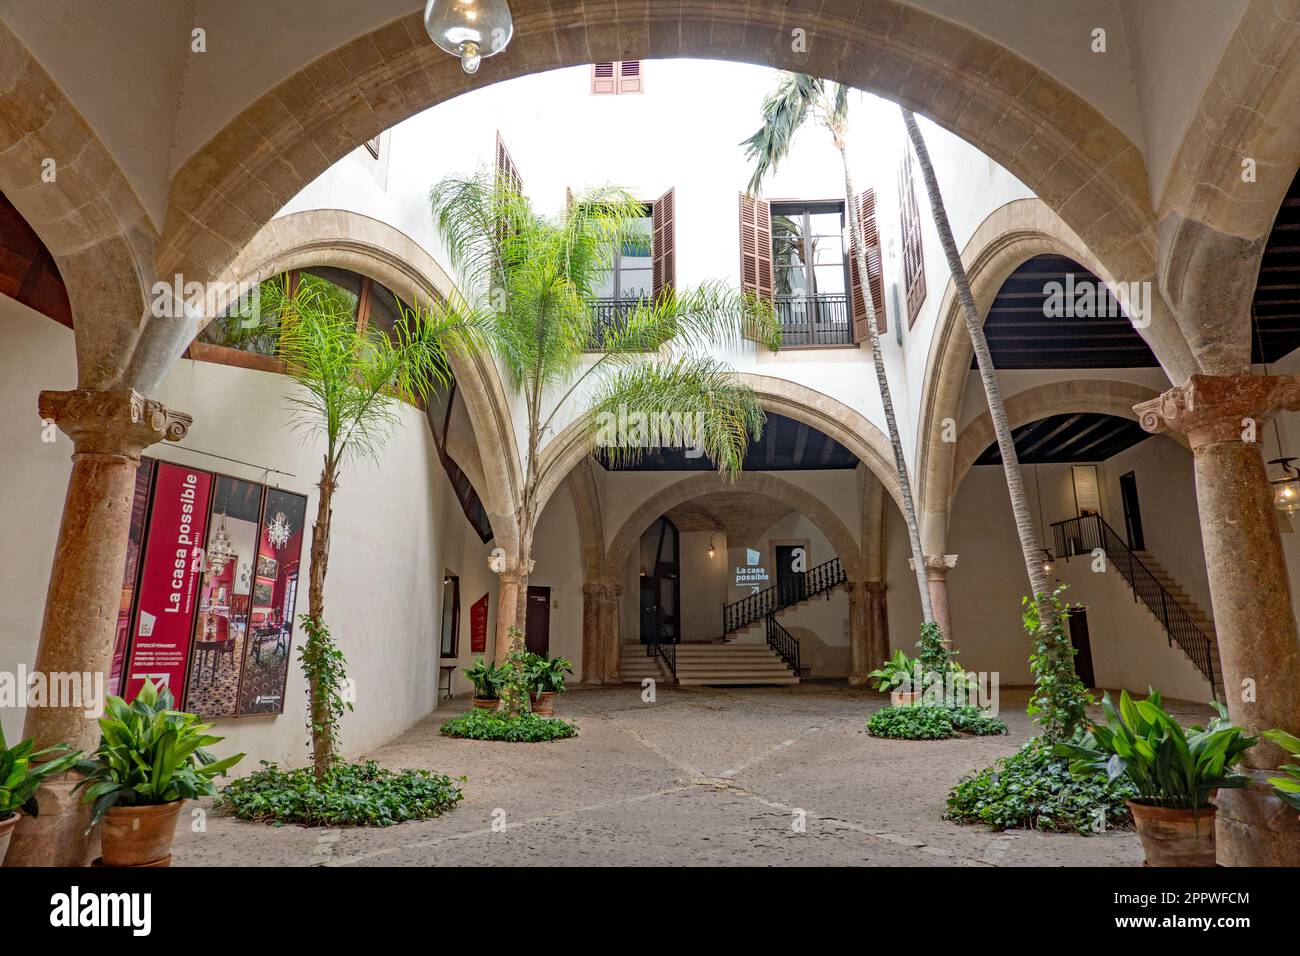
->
[721,556,845,639]
[646,638,676,680]
[764,613,801,675]
[1050,513,1218,688]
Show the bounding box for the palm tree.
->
[742,73,936,630]
[257,274,468,778]
[898,109,1075,729]
[428,171,781,661]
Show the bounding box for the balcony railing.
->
[587,297,644,350]
[774,293,852,347]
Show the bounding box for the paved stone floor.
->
[173,684,1212,867]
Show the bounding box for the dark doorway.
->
[639,517,680,644]
[1119,471,1144,551]
[775,545,806,606]
[1067,608,1096,688]
[440,573,460,657]
[525,586,550,655]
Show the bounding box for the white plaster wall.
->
[0,296,494,766]
[527,484,585,678]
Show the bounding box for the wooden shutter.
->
[849,189,886,341]
[652,187,675,298]
[591,62,617,94]
[495,132,522,195]
[898,156,927,326]
[739,193,773,302]
[618,60,643,94]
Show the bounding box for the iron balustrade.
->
[645,638,676,680]
[1050,513,1217,689]
[765,613,801,675]
[722,556,845,638]
[587,297,649,350]
[773,293,852,347]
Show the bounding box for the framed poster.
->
[255,554,279,579]
[109,458,156,698]
[1072,464,1102,517]
[122,463,212,707]
[470,594,489,653]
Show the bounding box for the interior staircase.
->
[1052,514,1226,698]
[625,556,845,687]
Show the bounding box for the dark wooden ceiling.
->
[977,254,1158,369]
[1253,168,1300,363]
[975,412,1151,465]
[597,411,858,471]
[0,190,72,328]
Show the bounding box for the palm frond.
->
[740,72,823,195]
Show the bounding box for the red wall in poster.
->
[123,463,211,706]
[470,595,489,653]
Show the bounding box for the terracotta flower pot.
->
[891,689,922,707]
[0,811,19,867]
[100,800,184,867]
[1128,801,1217,867]
[472,697,499,712]
[531,691,556,717]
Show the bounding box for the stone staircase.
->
[621,642,798,686]
[1130,549,1226,698]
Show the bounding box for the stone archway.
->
[914,199,1167,553]
[947,379,1179,503]
[220,209,523,553]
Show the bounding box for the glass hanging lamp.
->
[206,513,236,575]
[423,0,514,74]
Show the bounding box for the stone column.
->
[581,582,605,684]
[601,583,623,684]
[846,582,870,686]
[7,388,190,868]
[1137,374,1300,866]
[866,581,889,669]
[491,563,529,665]
[908,554,959,641]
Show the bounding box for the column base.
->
[1215,770,1300,866]
[3,772,100,867]
[847,674,872,688]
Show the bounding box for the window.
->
[770,201,848,298]
[591,60,642,95]
[593,204,653,301]
[898,151,927,326]
[585,186,675,349]
[440,573,460,657]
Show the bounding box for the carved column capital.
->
[38,388,191,458]
[908,553,959,579]
[1135,374,1300,449]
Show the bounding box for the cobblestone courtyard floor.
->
[173,684,1213,867]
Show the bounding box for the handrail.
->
[773,293,852,346]
[1050,513,1217,689]
[764,613,801,675]
[645,638,676,680]
[722,556,845,638]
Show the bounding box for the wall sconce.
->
[1270,457,1300,514]
[708,532,723,559]
[1041,548,1055,575]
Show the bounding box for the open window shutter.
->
[652,187,675,298]
[849,188,886,341]
[739,193,773,341]
[591,62,617,94]
[899,157,927,327]
[618,60,642,94]
[495,132,522,195]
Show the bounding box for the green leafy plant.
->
[298,615,352,776]
[439,709,578,743]
[1056,690,1257,814]
[867,649,919,693]
[1025,587,1093,742]
[496,628,534,717]
[525,654,574,695]
[915,620,955,676]
[222,760,464,827]
[73,679,244,825]
[946,737,1136,834]
[427,171,779,637]
[867,705,956,740]
[0,726,81,820]
[1263,729,1300,812]
[463,655,502,700]
[948,705,1008,736]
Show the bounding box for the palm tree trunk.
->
[899,110,1052,610]
[308,454,337,781]
[839,147,935,629]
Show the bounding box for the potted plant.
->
[75,679,244,867]
[526,654,574,717]
[868,650,923,706]
[1057,689,1256,866]
[463,656,501,711]
[0,727,81,866]
[1263,729,1300,818]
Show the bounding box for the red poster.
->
[470,595,489,653]
[123,463,212,707]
